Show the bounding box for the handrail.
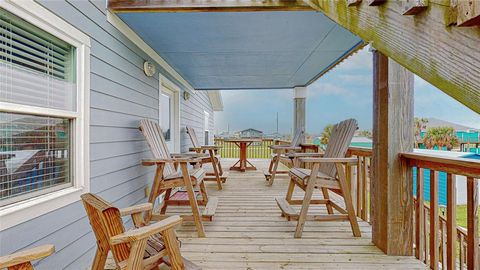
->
[401,152,480,270]
[401,152,480,178]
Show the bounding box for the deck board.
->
[169,159,428,270]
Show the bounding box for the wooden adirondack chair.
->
[0,245,54,270]
[186,126,228,190]
[139,119,218,238]
[276,119,361,238]
[263,128,305,185]
[81,193,200,270]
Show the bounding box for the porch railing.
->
[346,148,480,270]
[347,147,373,223]
[214,138,278,159]
[401,152,480,270]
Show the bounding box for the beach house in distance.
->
[0,1,480,270]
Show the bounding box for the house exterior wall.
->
[180,92,215,152]
[0,1,214,269]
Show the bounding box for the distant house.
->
[239,128,263,138]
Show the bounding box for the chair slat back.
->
[139,119,176,176]
[290,127,304,147]
[81,193,130,264]
[319,119,357,177]
[186,126,201,148]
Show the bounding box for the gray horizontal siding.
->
[0,0,213,269]
[180,90,215,152]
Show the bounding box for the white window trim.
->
[159,75,181,153]
[0,0,90,231]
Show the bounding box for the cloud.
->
[309,82,349,97]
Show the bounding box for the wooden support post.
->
[371,50,414,255]
[293,87,306,143]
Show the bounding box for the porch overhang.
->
[109,6,364,90]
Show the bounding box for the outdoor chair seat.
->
[165,167,206,185]
[289,168,340,190]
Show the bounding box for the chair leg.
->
[180,163,206,238]
[217,157,225,180]
[295,181,315,238]
[91,248,108,270]
[161,229,185,270]
[209,149,222,190]
[145,164,165,222]
[336,164,361,237]
[199,180,209,204]
[160,188,172,215]
[321,188,334,214]
[268,153,281,186]
[285,178,295,202]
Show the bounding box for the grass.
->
[456,205,468,229]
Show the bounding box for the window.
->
[0,1,90,230]
[160,92,171,141]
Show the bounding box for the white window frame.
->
[159,75,180,153]
[0,0,90,231]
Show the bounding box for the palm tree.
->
[320,124,333,146]
[423,126,459,150]
[414,118,428,148]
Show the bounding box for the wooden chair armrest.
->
[142,157,201,166]
[286,152,324,158]
[0,245,55,268]
[200,145,220,150]
[188,147,203,152]
[110,216,183,245]
[119,203,152,216]
[298,157,358,164]
[171,152,208,158]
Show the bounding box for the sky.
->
[214,47,480,135]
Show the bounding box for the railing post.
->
[415,168,425,261]
[446,173,456,270]
[371,50,414,255]
[467,177,479,270]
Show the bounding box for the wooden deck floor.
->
[169,159,428,270]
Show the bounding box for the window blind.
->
[0,112,71,205]
[0,8,76,111]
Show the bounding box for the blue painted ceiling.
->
[118,11,363,90]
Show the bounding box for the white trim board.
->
[106,10,195,93]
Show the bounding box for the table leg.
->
[240,142,246,172]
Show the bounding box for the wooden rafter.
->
[108,0,313,12]
[306,0,480,114]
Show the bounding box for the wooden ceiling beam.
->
[107,0,314,12]
[306,0,480,114]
